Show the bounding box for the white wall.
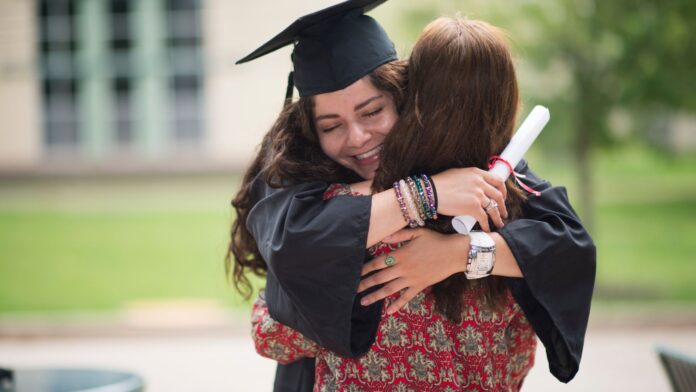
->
[0,0,41,171]
[203,0,338,169]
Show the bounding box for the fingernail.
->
[361,298,369,306]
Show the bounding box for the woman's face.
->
[313,77,398,180]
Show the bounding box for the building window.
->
[37,0,205,159]
[166,0,203,146]
[38,0,80,148]
[110,0,134,147]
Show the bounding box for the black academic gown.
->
[247,160,596,390]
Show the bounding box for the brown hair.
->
[227,60,408,299]
[372,17,526,321]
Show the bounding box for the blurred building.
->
[0,0,335,174]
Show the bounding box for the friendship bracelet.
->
[393,181,413,227]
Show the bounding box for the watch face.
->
[467,232,496,279]
[474,252,494,273]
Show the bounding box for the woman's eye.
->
[321,124,340,133]
[364,107,383,117]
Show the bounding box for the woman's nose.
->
[346,124,371,148]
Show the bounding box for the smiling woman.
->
[313,79,398,180]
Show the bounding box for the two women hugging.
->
[230,1,595,390]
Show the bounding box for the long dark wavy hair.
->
[372,17,526,321]
[227,60,408,299]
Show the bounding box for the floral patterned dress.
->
[252,184,537,392]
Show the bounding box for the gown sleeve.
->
[498,160,597,383]
[246,174,383,358]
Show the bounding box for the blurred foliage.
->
[393,0,696,143]
[391,0,696,225]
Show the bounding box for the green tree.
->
[393,0,696,228]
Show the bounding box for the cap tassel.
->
[284,71,294,104]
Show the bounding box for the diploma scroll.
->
[452,105,550,234]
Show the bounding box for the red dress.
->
[252,184,537,391]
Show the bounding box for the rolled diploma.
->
[451,105,550,234]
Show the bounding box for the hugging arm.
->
[355,160,595,382]
[252,290,317,392]
[251,293,319,364]
[246,175,381,357]
[249,161,595,380]
[246,167,509,357]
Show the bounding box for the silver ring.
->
[485,199,499,211]
[384,255,396,267]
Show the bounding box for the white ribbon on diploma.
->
[452,105,550,234]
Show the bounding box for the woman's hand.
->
[431,167,508,231]
[357,228,469,314]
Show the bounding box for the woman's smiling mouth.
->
[354,145,383,164]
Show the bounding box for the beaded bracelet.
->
[421,174,438,219]
[392,174,439,227]
[406,177,427,221]
[411,175,432,219]
[420,174,438,219]
[400,179,424,227]
[395,180,418,228]
[393,180,414,227]
[400,180,425,226]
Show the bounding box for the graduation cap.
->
[236,0,397,99]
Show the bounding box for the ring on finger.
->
[485,199,499,212]
[384,255,397,267]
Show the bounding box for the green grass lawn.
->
[531,144,696,302]
[0,145,695,314]
[0,210,229,311]
[0,174,246,313]
[595,199,696,301]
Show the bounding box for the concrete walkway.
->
[1,326,694,391]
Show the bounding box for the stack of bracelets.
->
[393,174,438,228]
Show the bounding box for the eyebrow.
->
[314,95,384,122]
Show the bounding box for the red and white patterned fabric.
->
[251,183,537,391]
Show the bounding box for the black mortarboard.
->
[236,0,397,98]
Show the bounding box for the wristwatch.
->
[465,231,496,279]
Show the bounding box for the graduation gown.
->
[247,160,596,388]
